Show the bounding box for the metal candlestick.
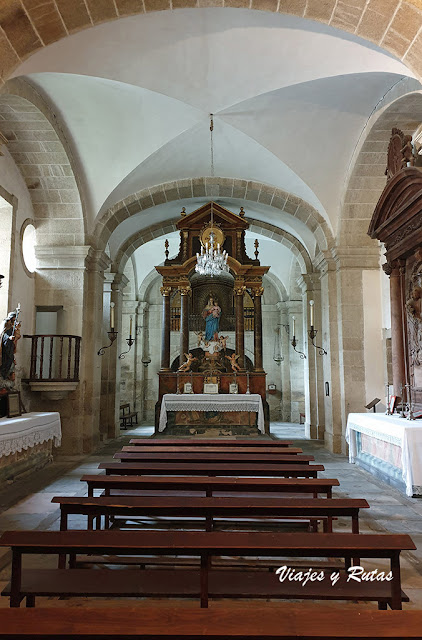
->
[399,384,406,418]
[98,330,118,356]
[119,336,135,360]
[308,326,327,356]
[291,336,306,359]
[385,383,391,415]
[246,372,251,395]
[405,383,415,420]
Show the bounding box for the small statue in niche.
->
[406,284,422,367]
[0,307,21,384]
[406,285,422,321]
[401,135,415,168]
[226,352,241,372]
[202,296,221,342]
[178,353,197,372]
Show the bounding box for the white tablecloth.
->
[0,412,61,458]
[346,412,422,496]
[159,394,265,434]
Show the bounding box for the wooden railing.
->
[23,335,81,382]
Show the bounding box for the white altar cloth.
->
[0,412,61,458]
[159,394,265,434]
[346,413,422,496]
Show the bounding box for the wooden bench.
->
[0,530,414,609]
[129,438,294,447]
[81,474,340,498]
[99,462,325,478]
[1,605,422,638]
[52,496,369,533]
[122,445,304,454]
[119,404,138,430]
[113,452,315,464]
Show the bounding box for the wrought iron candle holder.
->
[308,326,327,356]
[119,336,135,360]
[291,335,306,359]
[98,330,118,356]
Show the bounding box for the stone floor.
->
[0,422,422,610]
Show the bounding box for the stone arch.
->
[97,178,332,256]
[340,91,422,247]
[0,79,85,244]
[1,2,422,87]
[113,215,313,277]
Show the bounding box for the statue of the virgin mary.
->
[202,296,221,342]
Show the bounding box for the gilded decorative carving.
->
[251,286,264,297]
[178,285,191,296]
[234,284,246,296]
[160,286,172,296]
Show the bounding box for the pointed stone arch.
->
[113,215,313,277]
[96,178,332,257]
[0,79,85,244]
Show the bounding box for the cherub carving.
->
[178,353,197,372]
[225,353,241,372]
[195,331,204,347]
[219,335,228,351]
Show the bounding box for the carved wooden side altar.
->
[154,202,270,434]
[369,132,422,410]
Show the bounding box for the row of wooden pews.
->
[0,435,419,639]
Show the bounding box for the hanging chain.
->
[210,113,214,227]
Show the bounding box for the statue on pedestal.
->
[0,306,21,388]
[202,296,221,342]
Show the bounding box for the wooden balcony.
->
[23,335,81,400]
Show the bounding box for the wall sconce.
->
[119,316,135,360]
[98,301,118,355]
[290,315,306,359]
[308,300,327,356]
[142,356,151,368]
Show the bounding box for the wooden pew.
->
[99,462,325,478]
[113,452,315,464]
[81,474,340,498]
[0,530,414,609]
[52,496,369,533]
[1,606,422,639]
[122,445,304,454]
[129,438,294,447]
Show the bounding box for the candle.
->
[110,302,115,330]
[309,300,314,327]
[129,316,133,338]
[292,315,296,337]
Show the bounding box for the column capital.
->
[234,278,246,296]
[297,273,321,294]
[111,273,129,292]
[251,286,264,297]
[160,286,172,297]
[178,285,191,295]
[331,246,381,270]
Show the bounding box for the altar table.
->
[346,412,422,497]
[0,412,61,458]
[159,394,265,434]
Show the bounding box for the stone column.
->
[108,273,129,439]
[252,286,264,372]
[179,284,191,366]
[277,301,291,421]
[160,286,172,371]
[384,260,406,396]
[235,281,246,369]
[298,274,325,440]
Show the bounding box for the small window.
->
[22,223,36,273]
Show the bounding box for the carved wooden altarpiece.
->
[369,157,422,410]
[154,202,270,433]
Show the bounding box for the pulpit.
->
[154,202,270,435]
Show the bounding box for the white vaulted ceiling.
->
[10,8,420,251]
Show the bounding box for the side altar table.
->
[0,412,62,482]
[159,394,265,434]
[346,412,422,497]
